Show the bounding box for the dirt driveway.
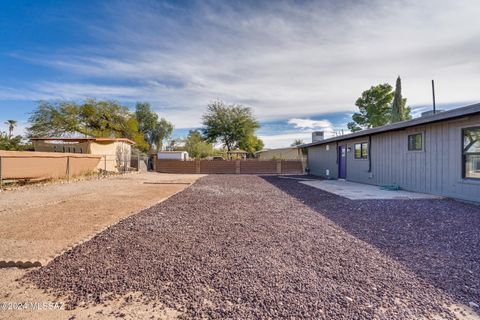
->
[0,172,202,265]
[5,175,477,319]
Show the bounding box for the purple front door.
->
[338,145,347,179]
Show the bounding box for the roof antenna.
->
[431,80,436,114]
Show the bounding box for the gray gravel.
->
[26,175,463,319]
[265,175,480,309]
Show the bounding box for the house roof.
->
[303,102,480,148]
[255,146,300,154]
[31,137,136,145]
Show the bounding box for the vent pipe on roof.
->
[431,80,436,114]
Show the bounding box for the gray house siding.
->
[369,127,428,191]
[307,143,338,178]
[307,113,480,202]
[307,138,371,182]
[343,138,370,183]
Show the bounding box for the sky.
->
[0,0,479,148]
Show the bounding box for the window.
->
[463,127,480,179]
[408,133,422,151]
[354,142,368,159]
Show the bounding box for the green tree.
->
[184,129,214,158]
[4,120,17,138]
[0,132,28,151]
[135,102,173,152]
[202,100,261,151]
[152,118,174,152]
[238,134,264,157]
[391,76,412,123]
[347,83,394,132]
[27,99,149,151]
[135,102,158,139]
[291,139,304,146]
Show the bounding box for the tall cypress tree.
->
[391,76,404,123]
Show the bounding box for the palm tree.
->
[5,120,17,139]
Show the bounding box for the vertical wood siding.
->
[307,114,480,202]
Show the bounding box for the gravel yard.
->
[25,175,479,319]
[265,175,480,309]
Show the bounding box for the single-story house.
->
[255,147,305,161]
[304,103,480,202]
[31,137,135,172]
[157,151,189,161]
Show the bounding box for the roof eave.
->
[304,102,480,148]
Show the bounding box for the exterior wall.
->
[307,114,480,202]
[257,148,303,160]
[90,141,132,172]
[307,143,338,178]
[369,114,480,201]
[343,137,370,183]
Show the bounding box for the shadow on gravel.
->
[262,175,480,309]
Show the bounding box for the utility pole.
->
[431,80,436,114]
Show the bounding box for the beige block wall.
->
[0,151,101,180]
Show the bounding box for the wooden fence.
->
[155,159,304,175]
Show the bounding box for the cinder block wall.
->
[155,159,304,175]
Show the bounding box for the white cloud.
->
[3,0,480,129]
[287,118,333,131]
[259,132,313,149]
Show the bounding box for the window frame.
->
[354,142,368,159]
[462,126,480,180]
[407,133,423,151]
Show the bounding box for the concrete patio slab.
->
[299,179,443,200]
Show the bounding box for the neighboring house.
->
[31,137,135,172]
[226,149,248,160]
[157,151,189,161]
[304,103,480,202]
[255,147,305,160]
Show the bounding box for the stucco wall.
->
[90,141,132,172]
[0,151,101,180]
[257,148,303,160]
[33,140,132,172]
